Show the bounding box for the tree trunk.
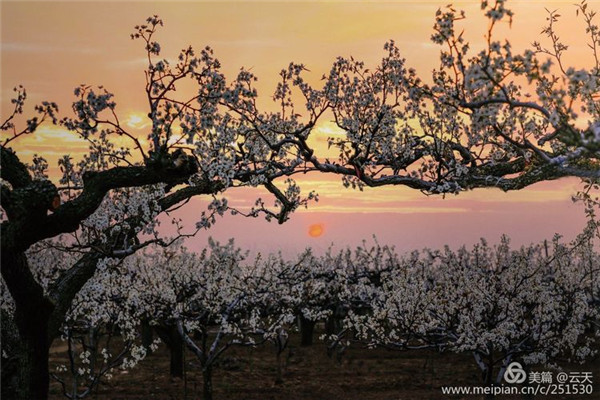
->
[521,364,535,400]
[1,309,21,399]
[155,323,184,378]
[472,351,496,399]
[202,366,213,400]
[484,360,495,400]
[18,333,51,400]
[273,331,288,385]
[169,335,184,379]
[325,305,344,336]
[325,315,335,336]
[141,319,154,351]
[275,350,284,385]
[2,312,52,400]
[1,251,54,400]
[299,315,315,346]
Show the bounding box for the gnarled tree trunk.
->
[1,252,53,400]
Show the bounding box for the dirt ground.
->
[48,333,600,400]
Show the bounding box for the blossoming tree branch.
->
[0,1,598,399]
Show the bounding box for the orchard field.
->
[48,332,600,400]
[32,235,599,400]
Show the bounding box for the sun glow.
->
[125,112,150,130]
[308,224,324,238]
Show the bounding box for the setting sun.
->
[308,224,324,238]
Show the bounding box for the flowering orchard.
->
[1,0,599,399]
[339,234,599,386]
[11,232,596,399]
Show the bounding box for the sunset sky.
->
[1,0,593,256]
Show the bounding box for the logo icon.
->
[504,362,527,384]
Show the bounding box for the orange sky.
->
[1,0,592,255]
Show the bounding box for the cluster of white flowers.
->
[338,235,599,385]
[311,1,599,193]
[24,248,157,398]
[483,0,513,22]
[77,184,165,246]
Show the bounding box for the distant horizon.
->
[165,177,588,258]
